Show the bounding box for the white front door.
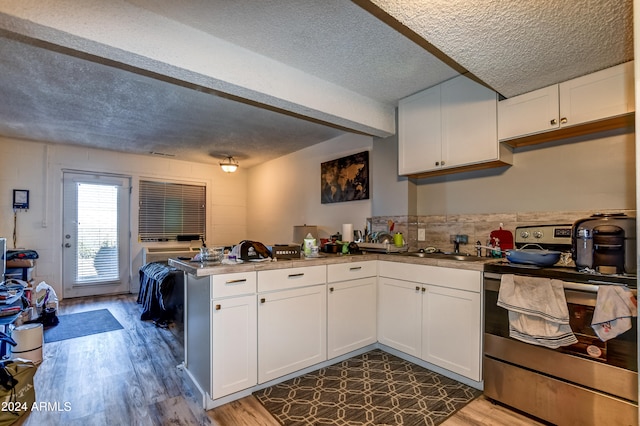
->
[62,172,131,298]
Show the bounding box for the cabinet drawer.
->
[378,261,481,292]
[378,261,427,283]
[211,272,257,299]
[425,267,482,293]
[327,261,377,283]
[258,265,326,293]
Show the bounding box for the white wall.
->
[416,130,636,215]
[0,137,248,299]
[372,133,416,216]
[246,133,373,243]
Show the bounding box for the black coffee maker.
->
[572,213,636,274]
[592,224,626,274]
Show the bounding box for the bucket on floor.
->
[11,323,43,364]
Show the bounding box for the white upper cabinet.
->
[440,76,500,169]
[498,61,634,142]
[398,75,508,177]
[559,61,634,125]
[398,84,442,175]
[498,85,560,140]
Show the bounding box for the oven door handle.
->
[484,273,635,296]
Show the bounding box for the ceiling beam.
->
[0,0,396,137]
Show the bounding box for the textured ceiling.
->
[0,0,633,167]
[128,0,460,104]
[0,33,345,165]
[368,0,634,98]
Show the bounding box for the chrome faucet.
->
[450,234,468,254]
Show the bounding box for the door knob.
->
[64,243,71,248]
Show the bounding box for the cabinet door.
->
[258,285,327,383]
[377,277,422,357]
[560,61,634,127]
[441,75,498,168]
[498,85,560,140]
[327,277,377,359]
[398,85,442,174]
[211,295,257,399]
[421,285,481,381]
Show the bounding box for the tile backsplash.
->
[369,209,636,255]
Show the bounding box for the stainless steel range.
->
[483,224,637,426]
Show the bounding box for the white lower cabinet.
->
[185,272,258,402]
[377,277,422,357]
[421,284,481,381]
[257,284,327,383]
[211,294,257,399]
[327,261,377,359]
[186,260,483,408]
[378,261,482,381]
[327,277,377,358]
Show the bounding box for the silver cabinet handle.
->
[288,273,304,278]
[225,279,247,284]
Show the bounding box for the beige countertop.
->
[168,252,494,276]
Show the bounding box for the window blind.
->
[77,182,119,281]
[138,180,206,242]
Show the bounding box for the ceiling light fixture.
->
[219,156,239,173]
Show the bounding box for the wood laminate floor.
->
[15,294,544,425]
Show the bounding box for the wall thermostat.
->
[13,189,29,209]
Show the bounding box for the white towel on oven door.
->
[497,274,578,349]
[591,285,637,342]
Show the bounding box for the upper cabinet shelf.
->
[398,75,512,178]
[498,61,635,147]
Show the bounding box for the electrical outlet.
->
[418,228,426,241]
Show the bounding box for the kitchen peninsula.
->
[169,253,486,410]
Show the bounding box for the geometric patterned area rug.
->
[254,349,481,425]
[43,309,124,343]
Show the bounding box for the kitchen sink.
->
[399,252,484,261]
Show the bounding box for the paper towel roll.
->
[342,224,353,242]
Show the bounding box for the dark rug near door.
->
[43,309,124,343]
[254,349,481,426]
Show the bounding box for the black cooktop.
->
[484,261,637,288]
